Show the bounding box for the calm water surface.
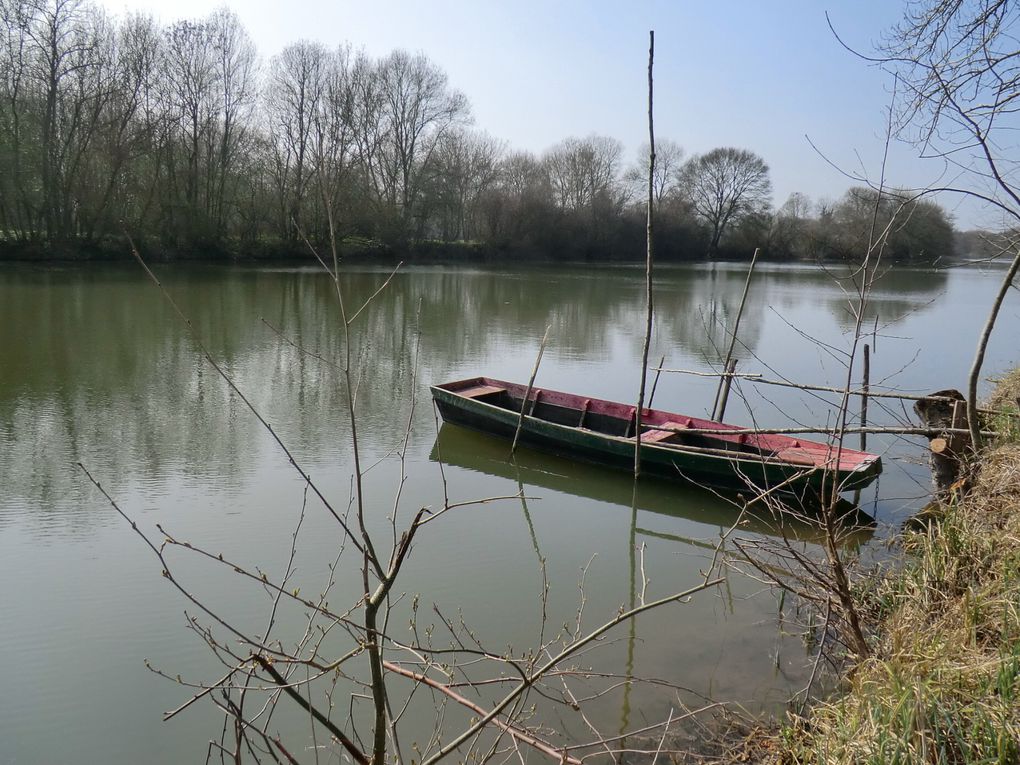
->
[0,261,1015,763]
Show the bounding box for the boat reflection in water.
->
[430,423,875,550]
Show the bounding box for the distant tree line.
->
[0,0,960,263]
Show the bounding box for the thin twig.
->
[383,661,581,765]
[253,655,368,765]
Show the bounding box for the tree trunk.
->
[915,389,970,496]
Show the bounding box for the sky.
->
[95,0,998,230]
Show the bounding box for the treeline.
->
[0,0,958,262]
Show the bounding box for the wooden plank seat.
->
[458,384,508,399]
[639,421,689,443]
[774,447,850,469]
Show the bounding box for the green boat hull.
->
[431,386,881,495]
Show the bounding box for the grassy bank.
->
[769,371,1020,764]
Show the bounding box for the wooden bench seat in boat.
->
[458,384,508,399]
[639,421,689,443]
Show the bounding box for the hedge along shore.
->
[766,369,1020,764]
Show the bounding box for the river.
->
[0,260,1015,763]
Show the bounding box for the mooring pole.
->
[712,247,759,419]
[860,343,870,451]
[714,358,738,422]
[510,325,551,457]
[647,353,666,409]
[634,29,655,478]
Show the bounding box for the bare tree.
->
[157,9,256,243]
[544,134,625,211]
[825,186,955,262]
[374,49,469,238]
[207,8,257,234]
[310,44,360,238]
[873,0,1020,449]
[476,149,551,241]
[79,11,161,239]
[19,0,114,240]
[500,150,548,199]
[264,40,329,237]
[681,147,771,257]
[427,127,504,240]
[768,192,813,261]
[0,0,38,238]
[624,137,684,205]
[161,17,219,240]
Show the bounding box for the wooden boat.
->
[430,376,882,494]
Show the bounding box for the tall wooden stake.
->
[647,353,667,408]
[634,30,655,477]
[860,343,870,451]
[712,247,759,420]
[511,325,551,456]
[714,358,738,422]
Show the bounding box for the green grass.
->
[769,372,1020,765]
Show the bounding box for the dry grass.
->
[768,373,1020,765]
[986,369,1020,445]
[985,368,1020,413]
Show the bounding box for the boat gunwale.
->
[430,379,881,478]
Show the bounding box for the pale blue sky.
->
[97,0,996,229]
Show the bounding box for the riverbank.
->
[0,235,390,263]
[0,236,695,267]
[0,235,964,267]
[0,236,624,265]
[765,370,1020,763]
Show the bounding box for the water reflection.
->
[430,423,875,546]
[1,263,954,493]
[0,260,1000,765]
[0,262,953,527]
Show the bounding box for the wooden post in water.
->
[714,358,738,422]
[634,30,655,478]
[510,325,551,457]
[712,247,759,420]
[647,354,666,408]
[860,343,870,451]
